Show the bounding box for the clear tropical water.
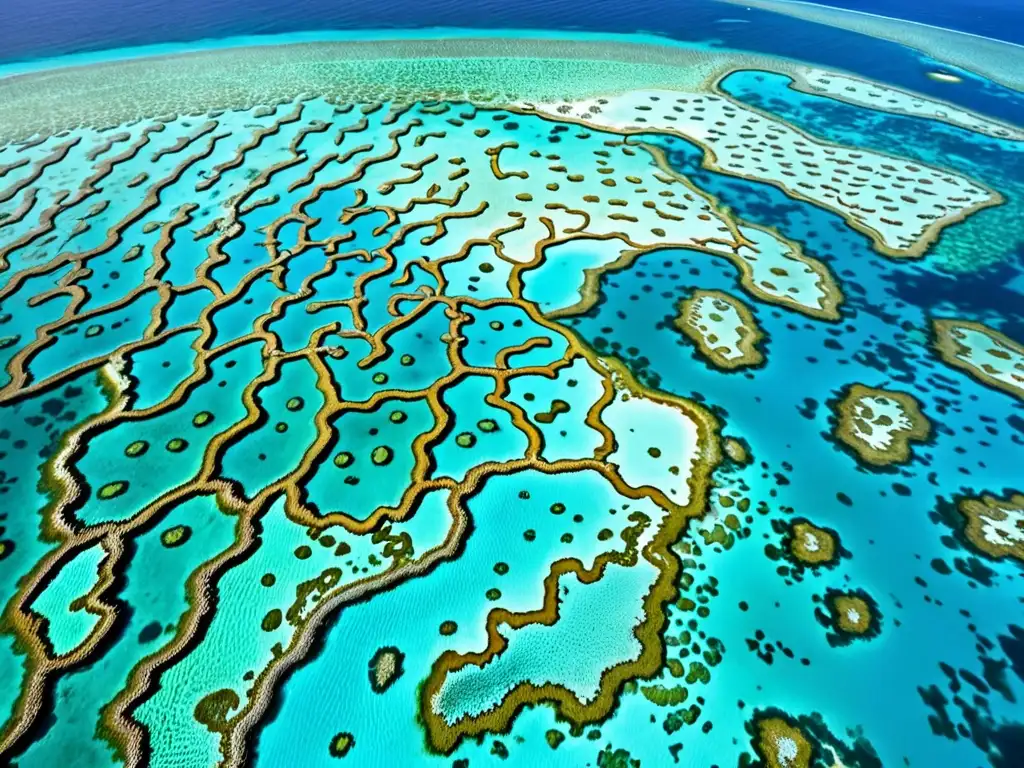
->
[0,3,1022,768]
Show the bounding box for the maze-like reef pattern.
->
[1,42,1023,768]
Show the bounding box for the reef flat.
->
[674,289,765,370]
[832,384,931,466]
[933,319,1024,402]
[957,493,1024,564]
[0,29,1022,768]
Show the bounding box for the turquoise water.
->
[0,14,1023,768]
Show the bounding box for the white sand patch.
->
[775,734,799,766]
[850,395,912,450]
[517,89,997,257]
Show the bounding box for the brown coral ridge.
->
[6,289,692,760]
[831,383,931,467]
[0,96,757,766]
[418,503,652,752]
[104,303,618,767]
[0,107,843,412]
[0,364,247,761]
[418,365,719,754]
[0,106,465,761]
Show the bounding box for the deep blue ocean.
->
[0,0,1021,64]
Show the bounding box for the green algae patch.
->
[328,731,355,758]
[454,432,477,448]
[124,440,149,458]
[640,684,688,707]
[160,525,192,548]
[166,437,188,453]
[97,481,129,500]
[261,609,283,632]
[597,745,640,768]
[684,661,711,685]
[477,418,498,432]
[194,689,240,734]
[333,451,355,468]
[286,396,305,411]
[192,410,214,427]
[371,446,394,466]
[546,729,565,750]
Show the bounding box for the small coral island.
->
[674,289,765,370]
[957,493,1024,564]
[818,588,881,646]
[933,319,1024,401]
[368,646,405,693]
[744,707,883,768]
[833,384,930,466]
[785,519,840,568]
[752,714,813,768]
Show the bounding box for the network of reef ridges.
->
[0,46,1021,767]
[0,95,732,766]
